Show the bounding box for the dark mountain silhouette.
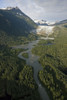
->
[0,7,37,36]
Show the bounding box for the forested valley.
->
[0,6,67,100]
[32,26,67,100]
[0,7,42,100]
[0,45,41,100]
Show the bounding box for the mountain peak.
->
[0,6,19,10]
[0,6,37,38]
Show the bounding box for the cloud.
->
[14,0,45,20]
[32,0,67,21]
[33,0,67,12]
[0,0,67,21]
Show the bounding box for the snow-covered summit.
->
[34,19,55,26]
[0,7,19,10]
[34,20,46,24]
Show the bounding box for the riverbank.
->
[13,38,50,100]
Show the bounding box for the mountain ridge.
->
[34,19,67,26]
[0,7,37,45]
[0,7,37,36]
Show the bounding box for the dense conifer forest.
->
[0,7,41,100]
[0,45,41,100]
[0,6,67,100]
[32,26,67,100]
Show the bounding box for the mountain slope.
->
[53,19,67,25]
[0,7,37,45]
[0,7,37,36]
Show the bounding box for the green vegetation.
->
[0,7,42,100]
[32,26,67,100]
[0,8,37,36]
[0,45,41,100]
[0,8,37,46]
[0,30,38,46]
[19,66,36,89]
[22,53,29,58]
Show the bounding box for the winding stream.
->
[13,39,50,100]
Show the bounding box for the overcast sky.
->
[0,0,67,22]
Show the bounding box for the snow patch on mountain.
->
[0,7,19,10]
[34,19,55,26]
[36,25,54,35]
[31,25,54,36]
[32,20,55,35]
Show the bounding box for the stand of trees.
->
[0,31,38,46]
[32,26,67,100]
[0,45,41,100]
[22,53,29,58]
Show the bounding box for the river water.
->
[13,39,50,100]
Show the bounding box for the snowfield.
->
[37,26,54,35]
[31,25,54,36]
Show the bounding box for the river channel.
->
[12,38,51,100]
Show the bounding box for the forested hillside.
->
[54,19,67,25]
[0,45,41,100]
[0,7,41,100]
[0,7,37,45]
[32,26,67,100]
